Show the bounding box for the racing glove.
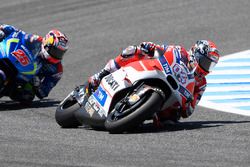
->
[88,69,110,88]
[140,42,156,57]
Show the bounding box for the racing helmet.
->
[189,40,220,77]
[42,29,68,64]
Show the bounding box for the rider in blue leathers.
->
[0,24,69,104]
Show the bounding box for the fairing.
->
[0,31,42,82]
[87,46,195,118]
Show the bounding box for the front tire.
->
[105,91,164,133]
[55,96,82,128]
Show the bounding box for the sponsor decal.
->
[104,74,120,91]
[93,86,107,106]
[173,64,188,84]
[159,55,172,75]
[178,85,192,100]
[84,101,95,117]
[85,96,106,117]
[11,49,30,66]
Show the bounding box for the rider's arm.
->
[25,34,43,55]
[35,63,63,99]
[114,42,166,67]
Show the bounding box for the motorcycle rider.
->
[88,40,220,127]
[0,24,68,104]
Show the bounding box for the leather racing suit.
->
[89,42,207,125]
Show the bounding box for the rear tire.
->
[55,96,82,128]
[105,91,164,134]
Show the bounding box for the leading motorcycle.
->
[0,31,42,102]
[55,47,195,133]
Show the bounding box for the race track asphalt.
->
[0,0,250,166]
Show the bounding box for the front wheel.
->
[105,91,164,133]
[55,95,82,128]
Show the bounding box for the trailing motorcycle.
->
[55,47,195,133]
[0,31,42,102]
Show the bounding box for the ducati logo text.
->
[105,74,119,91]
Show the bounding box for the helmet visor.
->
[48,46,66,60]
[194,52,218,72]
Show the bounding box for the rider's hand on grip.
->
[140,42,156,57]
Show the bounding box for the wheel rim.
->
[109,95,147,121]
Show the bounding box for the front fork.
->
[72,84,88,105]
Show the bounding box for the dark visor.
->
[48,46,66,60]
[195,52,217,72]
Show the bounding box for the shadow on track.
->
[0,99,60,111]
[63,120,250,134]
[130,120,250,134]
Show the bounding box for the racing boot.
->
[153,109,181,128]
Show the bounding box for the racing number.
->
[173,64,187,84]
[12,49,30,66]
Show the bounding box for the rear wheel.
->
[105,90,164,134]
[55,96,82,128]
